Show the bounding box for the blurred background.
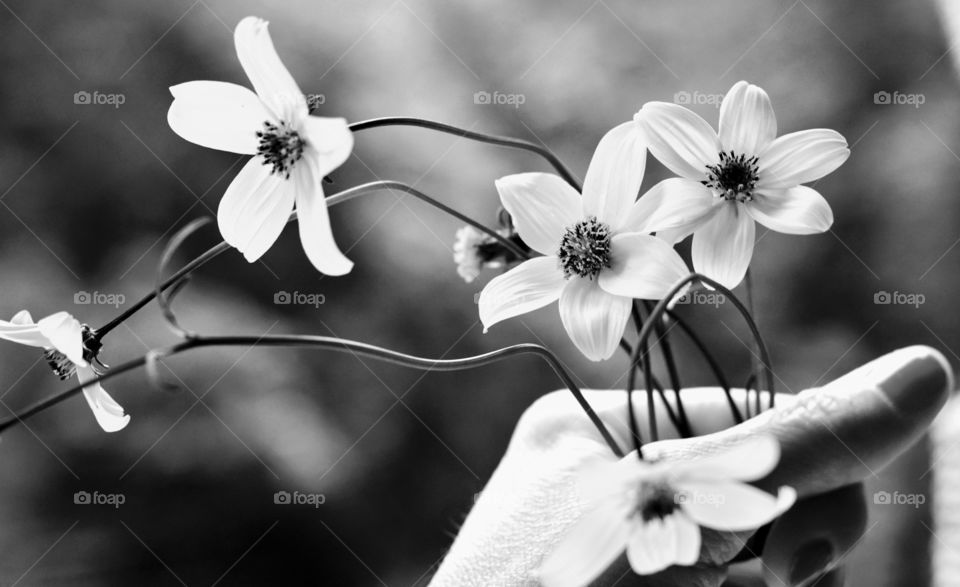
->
[0,0,956,584]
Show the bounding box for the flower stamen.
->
[256,121,304,179]
[703,151,760,202]
[635,481,680,522]
[558,217,612,279]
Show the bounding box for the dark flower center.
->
[703,151,759,202]
[44,325,104,380]
[558,217,612,279]
[257,121,305,179]
[636,481,680,522]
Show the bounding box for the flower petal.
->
[234,16,308,123]
[37,312,85,366]
[598,234,689,299]
[581,121,646,230]
[478,256,565,330]
[677,482,797,532]
[77,366,130,433]
[637,102,720,180]
[0,311,48,347]
[559,278,632,361]
[495,173,581,256]
[691,203,755,289]
[747,186,834,234]
[217,158,295,263]
[167,81,270,154]
[626,514,689,575]
[758,129,850,188]
[299,116,354,176]
[718,81,777,155]
[673,435,781,482]
[295,158,353,276]
[537,501,632,587]
[672,513,702,566]
[622,178,719,235]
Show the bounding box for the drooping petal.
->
[37,312,86,366]
[636,102,720,180]
[758,129,850,188]
[77,366,130,433]
[495,173,581,256]
[0,311,49,348]
[294,157,353,275]
[671,513,702,566]
[217,158,295,262]
[478,256,565,330]
[537,501,632,587]
[677,482,797,532]
[718,81,777,155]
[234,16,308,123]
[621,178,719,235]
[578,452,649,506]
[747,186,834,234]
[691,203,756,289]
[167,81,271,154]
[672,435,780,482]
[299,116,354,176]
[626,514,688,575]
[598,234,689,299]
[558,278,632,361]
[581,121,646,230]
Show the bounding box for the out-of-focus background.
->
[0,0,956,584]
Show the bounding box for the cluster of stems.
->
[0,117,775,460]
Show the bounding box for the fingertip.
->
[868,345,953,425]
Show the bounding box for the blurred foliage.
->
[0,0,956,584]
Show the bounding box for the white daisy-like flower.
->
[538,435,796,587]
[167,16,354,275]
[478,123,690,361]
[636,81,850,288]
[453,226,495,283]
[0,311,129,432]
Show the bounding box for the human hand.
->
[428,346,953,587]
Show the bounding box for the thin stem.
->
[643,301,691,437]
[0,336,623,457]
[349,117,581,190]
[744,270,771,410]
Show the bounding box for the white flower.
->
[477,123,690,361]
[0,311,130,432]
[538,435,796,587]
[167,16,354,275]
[453,226,494,283]
[636,81,850,288]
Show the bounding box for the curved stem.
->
[0,335,623,457]
[349,117,581,190]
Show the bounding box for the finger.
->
[639,345,953,498]
[761,484,865,587]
